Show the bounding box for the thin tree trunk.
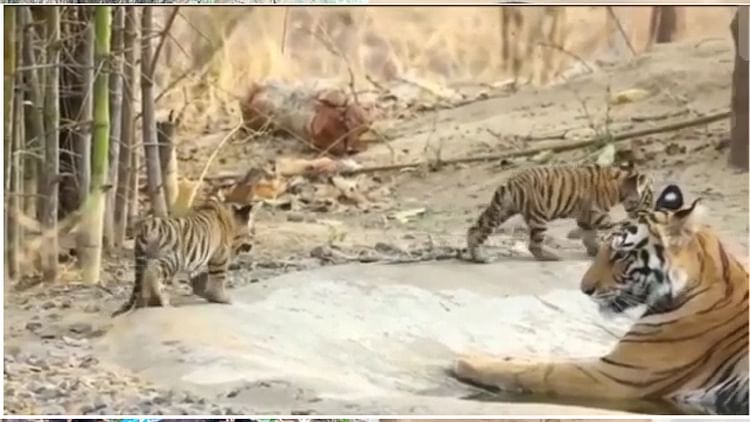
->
[729,6,749,170]
[74,7,94,259]
[10,60,25,279]
[81,5,111,284]
[114,6,137,245]
[4,7,16,201]
[41,6,60,282]
[157,112,179,212]
[104,6,123,250]
[141,6,168,218]
[5,6,19,280]
[649,6,680,46]
[21,7,43,220]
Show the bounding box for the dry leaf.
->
[531,150,553,164]
[609,88,651,105]
[596,143,616,166]
[389,208,426,223]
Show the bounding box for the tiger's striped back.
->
[112,199,256,317]
[467,163,653,262]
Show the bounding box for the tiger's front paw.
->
[464,247,491,264]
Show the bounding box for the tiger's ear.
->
[231,202,257,221]
[617,160,635,172]
[621,172,649,196]
[666,198,705,247]
[655,184,684,211]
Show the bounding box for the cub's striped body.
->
[112,199,256,317]
[453,185,749,414]
[467,164,653,261]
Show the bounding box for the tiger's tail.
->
[466,185,517,260]
[111,225,160,318]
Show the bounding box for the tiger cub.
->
[466,163,653,262]
[111,199,257,317]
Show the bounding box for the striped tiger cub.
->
[453,184,748,414]
[111,199,257,317]
[466,163,653,262]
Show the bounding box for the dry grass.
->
[152,6,733,136]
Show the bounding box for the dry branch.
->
[343,110,732,175]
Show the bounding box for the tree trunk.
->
[41,6,60,282]
[649,7,680,45]
[113,6,138,246]
[5,6,19,280]
[80,5,111,284]
[4,6,16,201]
[103,6,124,250]
[73,7,94,260]
[20,7,44,220]
[157,112,180,211]
[10,56,25,280]
[729,7,749,171]
[141,6,168,218]
[77,7,94,204]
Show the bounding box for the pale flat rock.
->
[97,259,649,415]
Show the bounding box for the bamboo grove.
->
[3,6,182,285]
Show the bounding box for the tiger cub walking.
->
[112,199,257,317]
[466,164,653,262]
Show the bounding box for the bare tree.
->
[80,5,111,284]
[114,6,138,245]
[649,7,680,45]
[140,6,168,217]
[74,7,95,261]
[21,7,44,220]
[5,6,19,279]
[104,6,124,250]
[729,6,749,170]
[41,6,61,282]
[157,110,180,212]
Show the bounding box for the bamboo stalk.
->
[80,5,111,284]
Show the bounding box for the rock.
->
[78,355,98,368]
[83,303,100,313]
[287,212,305,222]
[25,321,42,332]
[68,322,93,335]
[62,335,88,347]
[41,301,56,310]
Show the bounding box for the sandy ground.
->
[4,39,747,415]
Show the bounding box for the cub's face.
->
[581,184,703,316]
[620,172,654,218]
[229,202,257,254]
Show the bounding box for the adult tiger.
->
[112,199,257,317]
[466,163,653,262]
[452,184,749,414]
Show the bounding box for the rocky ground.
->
[4,39,747,415]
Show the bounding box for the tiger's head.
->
[581,184,706,316]
[227,201,259,254]
[618,168,654,218]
